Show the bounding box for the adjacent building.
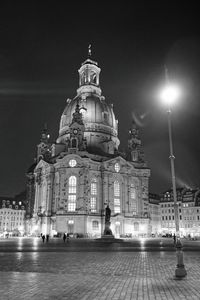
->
[149,193,161,236]
[0,196,26,237]
[160,187,200,237]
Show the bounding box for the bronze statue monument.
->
[103,205,113,236]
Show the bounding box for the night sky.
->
[0,2,200,197]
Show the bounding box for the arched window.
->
[114,181,120,213]
[71,138,77,148]
[68,176,77,212]
[134,222,139,231]
[92,220,99,230]
[90,178,97,212]
[130,184,137,215]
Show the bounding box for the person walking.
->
[46,234,49,242]
[42,234,45,243]
[173,233,176,245]
[66,233,69,242]
[63,233,66,242]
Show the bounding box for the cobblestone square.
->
[0,238,200,299]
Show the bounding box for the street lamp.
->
[160,69,187,278]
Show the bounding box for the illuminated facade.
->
[148,193,161,236]
[27,50,151,238]
[0,197,26,237]
[160,188,200,237]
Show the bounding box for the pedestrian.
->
[66,233,70,242]
[46,234,49,242]
[173,233,176,244]
[63,233,66,242]
[42,234,45,243]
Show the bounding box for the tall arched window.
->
[131,184,137,215]
[90,178,97,212]
[68,176,77,211]
[114,180,120,213]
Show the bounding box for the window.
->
[114,163,120,173]
[68,220,74,233]
[71,138,77,148]
[114,181,120,213]
[130,184,137,215]
[69,159,77,168]
[68,176,76,212]
[134,222,139,231]
[90,179,97,212]
[92,220,99,230]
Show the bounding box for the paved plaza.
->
[0,238,200,299]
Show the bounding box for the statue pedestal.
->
[101,221,115,239]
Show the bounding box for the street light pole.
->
[162,70,187,278]
[167,106,187,278]
[167,107,179,236]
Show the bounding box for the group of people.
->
[63,233,69,242]
[40,233,70,243]
[41,233,49,243]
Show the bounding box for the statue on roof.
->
[71,101,84,125]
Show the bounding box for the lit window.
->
[130,184,137,215]
[114,163,120,173]
[68,176,76,194]
[91,197,96,213]
[90,178,97,212]
[68,176,76,211]
[69,159,77,167]
[114,181,120,213]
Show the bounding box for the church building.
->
[26,48,151,238]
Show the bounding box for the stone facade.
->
[27,49,151,238]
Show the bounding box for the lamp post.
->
[161,73,187,278]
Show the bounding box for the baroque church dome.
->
[57,48,120,155]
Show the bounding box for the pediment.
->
[103,156,135,173]
[35,159,53,172]
[55,153,83,168]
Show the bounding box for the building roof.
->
[0,197,26,210]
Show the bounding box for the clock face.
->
[73,129,78,135]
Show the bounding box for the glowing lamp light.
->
[160,85,180,106]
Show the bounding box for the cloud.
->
[0,81,72,96]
